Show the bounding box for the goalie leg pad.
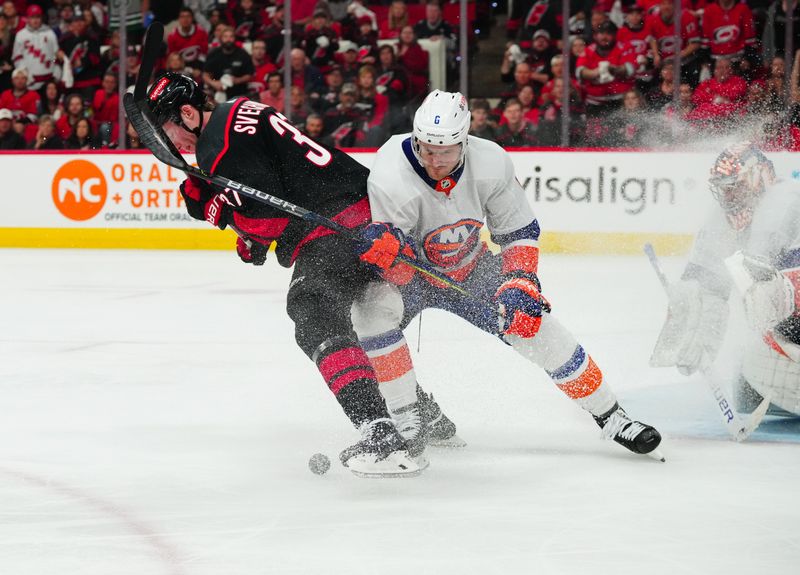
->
[741,337,800,415]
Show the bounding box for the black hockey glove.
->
[236,236,268,266]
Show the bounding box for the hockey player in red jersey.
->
[351,90,664,461]
[144,71,425,477]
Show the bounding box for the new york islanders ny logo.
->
[423,219,482,268]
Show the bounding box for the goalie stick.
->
[125,24,496,312]
[644,243,770,441]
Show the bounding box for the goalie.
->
[651,143,800,418]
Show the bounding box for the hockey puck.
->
[308,453,331,475]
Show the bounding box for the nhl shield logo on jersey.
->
[436,176,456,195]
[423,218,483,268]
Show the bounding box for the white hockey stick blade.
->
[736,392,772,441]
[345,451,427,479]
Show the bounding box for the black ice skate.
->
[392,402,429,460]
[340,418,426,478]
[417,386,466,448]
[594,403,665,462]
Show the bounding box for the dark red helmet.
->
[146,72,207,130]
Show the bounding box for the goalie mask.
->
[412,90,471,171]
[708,143,776,231]
[146,72,209,137]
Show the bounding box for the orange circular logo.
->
[52,159,108,221]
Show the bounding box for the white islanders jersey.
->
[367,134,537,279]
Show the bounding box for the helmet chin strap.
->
[178,106,204,137]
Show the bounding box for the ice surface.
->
[0,249,798,575]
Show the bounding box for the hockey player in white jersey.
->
[352,90,663,460]
[651,143,800,419]
[12,5,61,91]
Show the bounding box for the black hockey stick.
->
[124,91,495,307]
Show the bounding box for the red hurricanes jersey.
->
[576,42,636,105]
[647,11,700,59]
[0,88,39,121]
[167,25,209,65]
[617,23,653,58]
[701,2,755,58]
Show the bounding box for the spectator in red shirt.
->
[259,71,285,113]
[92,72,119,147]
[647,0,702,85]
[381,0,409,40]
[167,7,209,75]
[249,38,278,95]
[355,64,388,145]
[396,25,428,99]
[538,54,583,106]
[56,92,85,140]
[288,46,325,98]
[617,3,660,86]
[516,84,540,127]
[576,20,636,115]
[701,0,756,68]
[0,66,39,142]
[689,56,747,128]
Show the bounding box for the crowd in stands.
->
[0,0,799,151]
[493,0,800,149]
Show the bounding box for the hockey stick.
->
[124,24,496,310]
[125,92,493,306]
[643,243,769,441]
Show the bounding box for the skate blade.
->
[647,448,666,463]
[345,451,424,479]
[428,434,467,449]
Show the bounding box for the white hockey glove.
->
[650,279,728,376]
[725,252,796,333]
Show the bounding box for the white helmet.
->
[412,90,471,168]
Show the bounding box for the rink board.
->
[1,149,799,253]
